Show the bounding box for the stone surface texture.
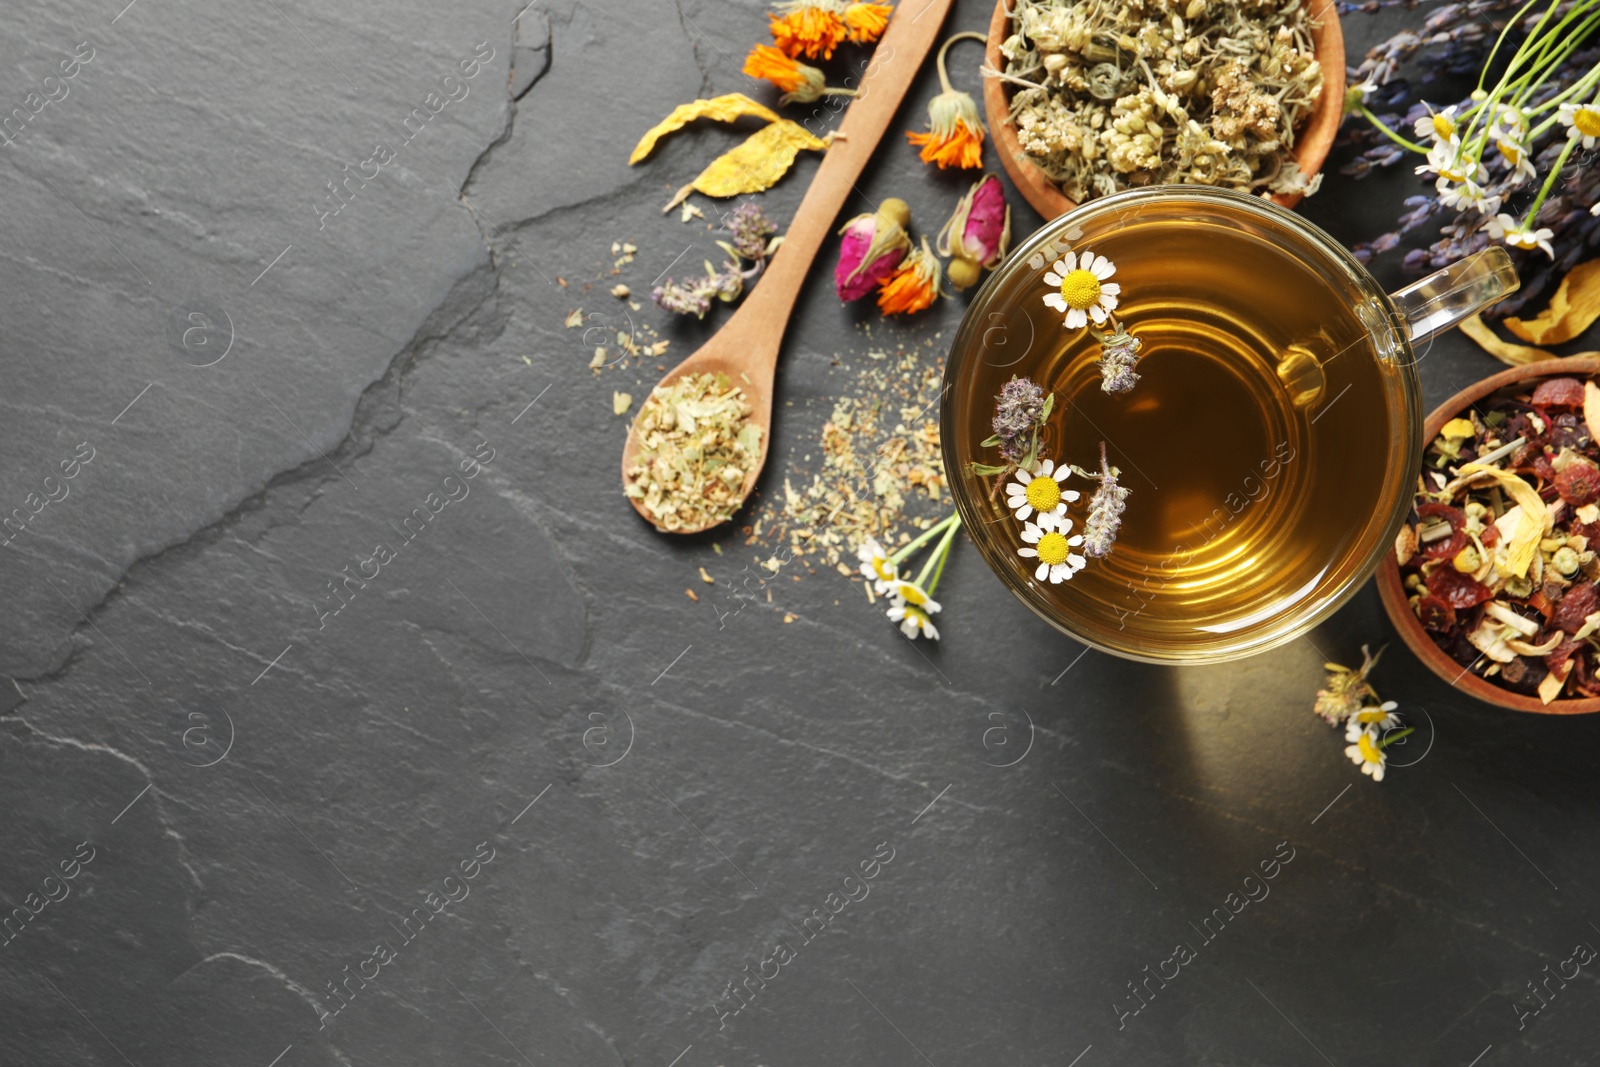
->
[2,1,1599,1065]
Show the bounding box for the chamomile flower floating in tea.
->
[1004,458,1077,529]
[1016,520,1086,584]
[906,32,986,170]
[1041,250,1119,329]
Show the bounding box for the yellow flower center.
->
[1037,531,1071,566]
[1059,268,1101,311]
[1497,139,1522,165]
[1575,106,1600,138]
[899,583,927,605]
[1432,113,1456,140]
[1357,732,1382,764]
[1439,163,1471,183]
[1024,474,1062,512]
[1356,708,1388,724]
[872,558,894,580]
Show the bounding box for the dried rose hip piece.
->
[1552,581,1600,633]
[1532,452,1558,483]
[1425,567,1494,608]
[1414,594,1456,632]
[1555,458,1600,506]
[1415,502,1468,560]
[1479,523,1501,548]
[1547,637,1585,676]
[1532,377,1585,410]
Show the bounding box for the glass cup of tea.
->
[941,185,1519,663]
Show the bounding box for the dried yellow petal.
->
[662,121,830,211]
[1459,313,1557,366]
[1505,260,1600,346]
[629,93,782,164]
[564,308,583,328]
[1461,462,1552,578]
[1439,417,1474,440]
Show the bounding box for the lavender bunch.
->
[653,204,783,318]
[1340,0,1600,317]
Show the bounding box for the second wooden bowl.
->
[1375,355,1600,715]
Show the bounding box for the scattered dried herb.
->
[624,372,764,531]
[990,0,1325,202]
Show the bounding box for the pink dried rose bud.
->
[835,198,912,301]
[937,173,1012,290]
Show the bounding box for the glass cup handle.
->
[1388,246,1520,345]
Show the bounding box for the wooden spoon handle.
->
[737,0,956,341]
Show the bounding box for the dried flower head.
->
[877,236,944,316]
[991,375,1047,464]
[835,198,911,301]
[937,173,1012,290]
[727,202,779,261]
[842,1,891,44]
[742,44,858,107]
[907,33,986,169]
[1098,324,1142,395]
[768,0,849,59]
[1313,644,1383,727]
[1079,441,1128,559]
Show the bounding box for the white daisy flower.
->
[1493,136,1535,187]
[1487,212,1555,259]
[1435,177,1499,215]
[1344,728,1387,782]
[1416,140,1486,185]
[856,537,898,594]
[1412,103,1460,145]
[889,578,941,615]
[1343,75,1380,114]
[1042,250,1121,329]
[1487,102,1528,142]
[887,602,940,640]
[1344,700,1401,743]
[1558,99,1600,149]
[1017,520,1086,583]
[1004,457,1080,529]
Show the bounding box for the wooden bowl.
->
[1375,356,1600,715]
[982,0,1346,219]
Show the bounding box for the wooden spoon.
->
[622,0,956,532]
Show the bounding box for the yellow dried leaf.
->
[629,94,782,165]
[1440,417,1474,440]
[1461,462,1552,578]
[662,121,829,211]
[1459,314,1557,366]
[1505,260,1600,346]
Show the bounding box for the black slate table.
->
[2,1,1597,1065]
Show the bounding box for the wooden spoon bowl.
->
[1376,355,1600,715]
[622,0,957,533]
[981,0,1346,219]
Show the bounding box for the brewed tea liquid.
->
[949,203,1402,658]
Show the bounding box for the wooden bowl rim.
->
[981,0,1347,220]
[1375,355,1600,715]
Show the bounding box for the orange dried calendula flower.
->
[769,0,849,60]
[743,43,859,106]
[906,32,985,170]
[877,236,944,316]
[842,2,892,43]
